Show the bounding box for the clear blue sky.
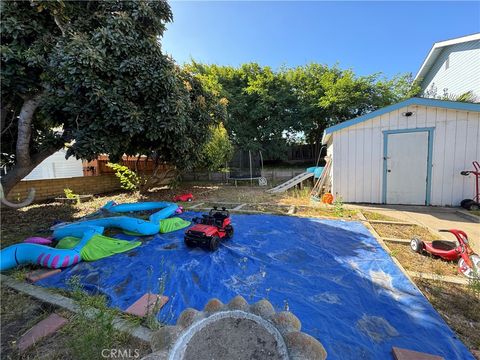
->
[162,1,480,77]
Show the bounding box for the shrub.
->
[106,163,140,191]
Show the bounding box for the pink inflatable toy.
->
[23,237,53,245]
[175,206,184,214]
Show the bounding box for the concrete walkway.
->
[348,204,480,253]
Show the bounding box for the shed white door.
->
[386,131,429,205]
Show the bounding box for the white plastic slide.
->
[266,172,314,193]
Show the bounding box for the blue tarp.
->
[37,213,472,359]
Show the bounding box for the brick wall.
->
[6,175,122,202]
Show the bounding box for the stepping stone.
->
[392,347,444,360]
[26,269,61,283]
[125,293,169,317]
[17,313,68,353]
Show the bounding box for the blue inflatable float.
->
[0,201,180,271]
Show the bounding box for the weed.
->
[467,269,480,298]
[66,276,116,360]
[64,188,80,205]
[389,249,399,258]
[106,162,140,191]
[333,196,344,217]
[143,260,175,329]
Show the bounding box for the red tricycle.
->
[173,193,194,202]
[184,207,234,251]
[410,229,480,278]
[460,161,480,211]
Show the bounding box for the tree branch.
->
[54,15,66,37]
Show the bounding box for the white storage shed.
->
[322,97,480,206]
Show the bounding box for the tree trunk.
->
[1,94,62,197]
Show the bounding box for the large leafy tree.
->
[1,0,222,196]
[186,62,302,159]
[187,61,419,160]
[286,64,420,143]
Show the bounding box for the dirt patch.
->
[372,223,438,240]
[361,211,398,222]
[387,243,460,277]
[416,279,480,351]
[183,316,285,360]
[241,204,291,214]
[295,206,358,219]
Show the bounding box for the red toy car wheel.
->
[184,236,195,248]
[209,236,221,251]
[225,225,234,239]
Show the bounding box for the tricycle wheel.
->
[209,236,221,251]
[410,237,424,254]
[469,202,480,211]
[187,198,192,202]
[458,254,480,279]
[461,199,475,210]
[225,225,234,239]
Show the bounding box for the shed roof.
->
[414,33,480,82]
[322,97,480,144]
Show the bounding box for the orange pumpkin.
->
[322,193,334,204]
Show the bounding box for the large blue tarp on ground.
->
[38,212,472,359]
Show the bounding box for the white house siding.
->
[421,40,480,99]
[23,149,84,180]
[329,105,480,206]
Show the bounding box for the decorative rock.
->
[284,331,327,360]
[227,295,248,310]
[271,311,301,333]
[250,299,275,318]
[176,308,203,329]
[151,325,183,352]
[203,298,224,313]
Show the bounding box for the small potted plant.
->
[55,188,93,204]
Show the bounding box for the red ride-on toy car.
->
[410,229,480,278]
[173,193,194,202]
[184,207,234,251]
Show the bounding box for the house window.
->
[445,55,450,70]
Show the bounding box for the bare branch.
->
[54,15,66,36]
